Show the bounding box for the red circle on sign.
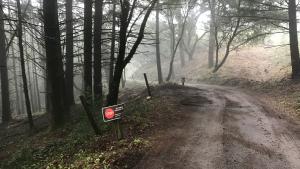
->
[104,108,115,120]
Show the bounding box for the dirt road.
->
[135,84,300,169]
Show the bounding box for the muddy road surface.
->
[135,84,300,169]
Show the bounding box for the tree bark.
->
[24,32,34,112]
[43,0,68,128]
[109,1,116,90]
[155,0,163,84]
[178,11,185,67]
[179,42,185,67]
[84,0,93,99]
[30,16,41,112]
[32,48,41,112]
[65,0,75,106]
[17,0,34,129]
[288,0,300,79]
[12,42,21,115]
[208,0,215,68]
[94,0,103,107]
[0,0,11,123]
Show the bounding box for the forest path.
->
[135,84,300,169]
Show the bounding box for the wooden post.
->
[114,120,123,140]
[181,77,185,86]
[80,96,101,135]
[144,73,152,97]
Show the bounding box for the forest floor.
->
[0,84,187,169]
[1,82,300,168]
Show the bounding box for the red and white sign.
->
[102,104,124,122]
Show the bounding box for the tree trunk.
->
[208,0,215,68]
[17,0,34,129]
[8,0,18,115]
[288,0,300,79]
[43,0,68,128]
[65,0,75,106]
[84,0,93,99]
[0,0,11,123]
[166,25,176,81]
[94,0,103,107]
[178,11,185,67]
[24,33,34,112]
[121,69,126,88]
[12,42,21,115]
[179,42,185,67]
[32,50,41,112]
[30,22,41,112]
[38,0,47,113]
[109,2,116,90]
[155,0,163,84]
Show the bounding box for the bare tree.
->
[208,0,215,68]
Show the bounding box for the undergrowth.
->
[0,95,164,169]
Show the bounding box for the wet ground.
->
[135,84,300,169]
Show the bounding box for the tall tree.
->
[0,0,11,123]
[24,32,34,112]
[177,9,185,67]
[165,3,190,81]
[109,1,117,90]
[288,0,300,79]
[12,43,21,115]
[156,0,163,84]
[94,0,103,107]
[8,0,21,115]
[84,0,93,98]
[17,0,34,129]
[213,0,241,72]
[107,0,157,105]
[43,0,68,128]
[65,0,75,106]
[208,0,215,68]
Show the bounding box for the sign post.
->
[181,77,186,86]
[102,104,124,139]
[144,73,152,97]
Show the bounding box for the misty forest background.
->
[0,0,300,130]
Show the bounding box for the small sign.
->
[102,104,124,122]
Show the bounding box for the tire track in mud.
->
[220,88,300,169]
[135,84,300,169]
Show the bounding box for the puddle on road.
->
[180,96,212,106]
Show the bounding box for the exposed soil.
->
[135,84,300,169]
